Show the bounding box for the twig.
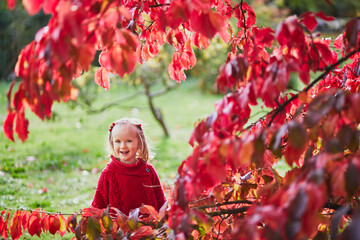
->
[189,195,214,205]
[268,47,360,126]
[207,206,249,217]
[149,3,170,8]
[240,0,247,39]
[192,200,253,210]
[142,76,170,137]
[1,207,80,216]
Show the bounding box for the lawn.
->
[0,78,222,215]
[0,76,290,239]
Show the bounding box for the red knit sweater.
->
[91,155,166,215]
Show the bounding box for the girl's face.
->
[111,123,140,164]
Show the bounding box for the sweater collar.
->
[109,155,149,176]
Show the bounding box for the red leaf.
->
[14,42,34,79]
[78,43,96,72]
[190,10,227,39]
[300,13,317,32]
[344,18,360,52]
[110,207,129,233]
[192,32,209,49]
[21,211,30,231]
[7,0,16,9]
[235,2,256,28]
[1,211,11,239]
[43,0,59,14]
[15,109,29,142]
[275,16,305,49]
[139,205,159,222]
[284,144,306,167]
[41,91,53,119]
[94,67,110,90]
[334,34,344,50]
[166,0,191,29]
[49,215,60,235]
[9,211,22,240]
[28,213,41,237]
[130,226,154,240]
[3,112,16,142]
[315,12,336,21]
[300,12,335,32]
[0,210,5,232]
[41,214,49,231]
[255,27,274,47]
[66,214,77,233]
[99,30,139,77]
[23,0,44,15]
[6,80,16,111]
[168,52,186,82]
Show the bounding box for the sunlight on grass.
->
[0,79,221,214]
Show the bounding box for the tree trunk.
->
[142,76,170,137]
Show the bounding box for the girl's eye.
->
[127,140,132,143]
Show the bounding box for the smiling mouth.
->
[120,151,129,154]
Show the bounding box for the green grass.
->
[0,79,221,217]
[0,77,292,239]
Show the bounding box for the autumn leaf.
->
[41,214,49,232]
[48,215,61,235]
[85,217,102,240]
[100,207,113,235]
[43,0,59,14]
[234,2,256,28]
[300,12,335,32]
[99,29,139,77]
[66,213,77,233]
[28,213,41,237]
[21,211,30,231]
[166,0,191,29]
[130,226,154,240]
[3,112,16,142]
[22,0,44,15]
[9,211,22,240]
[94,67,110,90]
[1,211,11,239]
[275,15,305,49]
[7,0,16,9]
[15,109,29,142]
[110,207,130,233]
[189,10,227,39]
[139,205,159,223]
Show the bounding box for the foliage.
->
[0,205,169,240]
[3,0,360,240]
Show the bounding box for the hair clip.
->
[138,124,143,132]
[109,122,116,132]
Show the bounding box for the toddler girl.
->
[91,118,166,215]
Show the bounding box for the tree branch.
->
[268,47,360,126]
[150,82,179,97]
[149,3,170,8]
[207,206,249,217]
[1,207,79,216]
[192,200,253,210]
[142,76,170,137]
[240,0,247,39]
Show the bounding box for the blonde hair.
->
[107,117,153,161]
